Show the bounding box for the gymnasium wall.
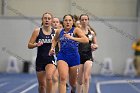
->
[2,0,137,17]
[0,0,1,16]
[137,0,140,38]
[90,18,137,74]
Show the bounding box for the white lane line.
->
[0,82,8,88]
[7,79,36,93]
[96,79,140,93]
[20,83,38,93]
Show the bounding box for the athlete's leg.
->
[52,68,59,93]
[77,64,84,93]
[69,65,79,93]
[36,71,46,93]
[83,61,92,93]
[57,60,69,93]
[45,64,56,93]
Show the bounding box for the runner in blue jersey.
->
[28,12,56,93]
[49,14,89,93]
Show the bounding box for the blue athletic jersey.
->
[59,27,79,53]
[57,27,80,67]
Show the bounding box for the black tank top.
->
[36,28,55,57]
[78,30,94,52]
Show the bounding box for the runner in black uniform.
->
[28,12,56,93]
[35,27,55,71]
[77,14,98,93]
[79,30,95,64]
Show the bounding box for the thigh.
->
[77,64,84,83]
[84,61,93,77]
[36,71,46,84]
[45,64,56,79]
[69,66,79,84]
[53,68,59,80]
[57,60,69,80]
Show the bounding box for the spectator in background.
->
[132,38,140,76]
